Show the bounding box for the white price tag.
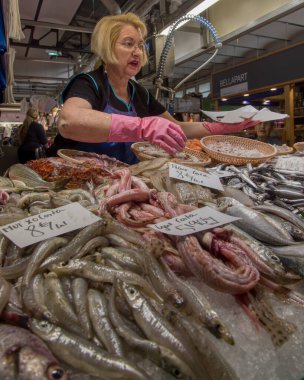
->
[0,203,101,248]
[150,206,240,236]
[169,162,223,190]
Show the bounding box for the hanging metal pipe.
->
[99,0,121,15]
[155,14,222,100]
[136,0,160,18]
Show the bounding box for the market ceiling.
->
[8,0,304,102]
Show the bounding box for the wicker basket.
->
[131,143,160,161]
[272,145,293,155]
[57,149,118,164]
[293,142,304,152]
[200,135,277,166]
[57,149,88,164]
[131,142,211,167]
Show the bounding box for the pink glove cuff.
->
[203,119,260,135]
[108,114,141,142]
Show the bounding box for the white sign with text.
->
[150,206,240,236]
[0,203,101,248]
[169,162,224,191]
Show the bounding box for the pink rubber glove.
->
[203,118,260,135]
[108,114,187,155]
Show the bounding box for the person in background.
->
[39,114,49,131]
[48,13,259,164]
[256,122,275,143]
[17,108,48,164]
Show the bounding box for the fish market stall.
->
[0,144,303,380]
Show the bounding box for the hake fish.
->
[220,198,297,246]
[224,224,301,284]
[0,323,67,380]
[252,204,304,231]
[8,164,70,191]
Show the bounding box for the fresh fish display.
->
[0,158,303,380]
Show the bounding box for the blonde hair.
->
[26,108,38,119]
[91,12,148,66]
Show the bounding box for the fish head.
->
[49,259,84,274]
[28,319,60,342]
[18,345,68,380]
[117,281,143,309]
[216,197,234,211]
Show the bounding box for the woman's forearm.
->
[179,121,211,139]
[58,98,112,142]
[157,112,211,139]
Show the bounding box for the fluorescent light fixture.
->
[221,98,227,101]
[0,103,21,112]
[242,100,249,105]
[160,0,220,35]
[243,93,249,97]
[0,108,21,111]
[270,88,277,91]
[46,49,62,57]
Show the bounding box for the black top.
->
[47,66,166,155]
[19,121,47,151]
[17,121,48,164]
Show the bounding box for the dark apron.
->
[75,80,138,165]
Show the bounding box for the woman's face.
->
[256,123,272,141]
[112,24,144,78]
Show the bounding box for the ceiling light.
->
[160,0,220,35]
[242,100,249,104]
[0,107,21,111]
[221,98,227,101]
[243,93,249,97]
[270,88,277,91]
[46,49,62,57]
[0,103,21,112]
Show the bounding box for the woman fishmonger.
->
[48,13,259,164]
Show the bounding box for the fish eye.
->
[171,367,183,378]
[270,255,280,262]
[127,287,137,296]
[47,365,67,379]
[40,320,49,327]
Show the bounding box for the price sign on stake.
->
[150,206,240,236]
[0,203,101,248]
[169,163,224,191]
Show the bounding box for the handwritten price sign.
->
[150,206,240,236]
[0,203,101,248]
[169,163,224,190]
